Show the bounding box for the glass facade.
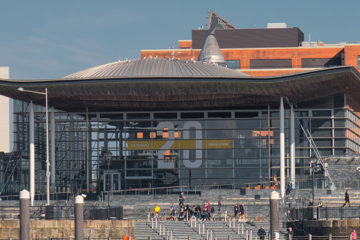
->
[3,94,360,194]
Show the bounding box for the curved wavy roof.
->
[64,58,248,79]
[0,66,358,112]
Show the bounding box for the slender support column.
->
[29,102,35,206]
[290,104,296,187]
[20,190,30,240]
[75,195,84,240]
[45,88,50,206]
[50,107,55,191]
[270,191,280,239]
[280,97,285,198]
[86,106,90,192]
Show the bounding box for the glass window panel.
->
[334,120,345,128]
[313,139,332,147]
[206,129,234,139]
[126,169,152,177]
[236,120,260,129]
[311,119,331,128]
[100,113,123,119]
[207,168,233,177]
[113,174,120,191]
[312,110,331,117]
[311,129,332,138]
[181,112,204,119]
[207,120,234,130]
[334,109,345,117]
[154,112,177,119]
[225,60,240,69]
[126,158,152,168]
[234,168,261,179]
[127,113,150,119]
[207,159,233,167]
[295,111,309,117]
[207,149,233,160]
[235,112,259,118]
[334,139,345,147]
[208,112,231,118]
[318,149,332,156]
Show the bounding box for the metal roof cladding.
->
[64,58,249,79]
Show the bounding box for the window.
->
[225,60,240,69]
[250,59,292,69]
[302,58,342,68]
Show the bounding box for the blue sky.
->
[1,0,360,79]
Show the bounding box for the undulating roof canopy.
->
[64,58,248,79]
[0,59,359,112]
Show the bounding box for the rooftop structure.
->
[141,11,360,77]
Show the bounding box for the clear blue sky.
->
[1,0,360,79]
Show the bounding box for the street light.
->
[17,87,50,206]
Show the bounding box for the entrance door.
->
[103,171,121,192]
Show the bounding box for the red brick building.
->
[141,11,360,77]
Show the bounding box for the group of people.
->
[233,203,245,218]
[307,189,351,208]
[163,192,216,221]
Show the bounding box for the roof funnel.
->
[197,13,225,65]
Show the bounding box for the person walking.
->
[343,189,350,207]
[351,229,357,240]
[179,191,185,207]
[257,226,266,240]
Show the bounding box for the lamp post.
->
[18,87,50,206]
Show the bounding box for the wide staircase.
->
[135,219,281,240]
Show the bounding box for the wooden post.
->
[20,190,30,240]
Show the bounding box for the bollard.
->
[194,217,197,227]
[190,218,193,228]
[151,218,154,229]
[203,224,205,235]
[246,230,249,240]
[155,217,158,229]
[199,224,201,233]
[270,191,280,240]
[188,235,191,240]
[224,211,227,221]
[242,224,244,235]
[237,223,240,235]
[328,233,332,240]
[207,230,209,239]
[75,195,84,240]
[159,224,162,235]
[308,234,312,240]
[229,218,231,228]
[250,230,253,240]
[210,230,213,240]
[20,190,30,240]
[148,213,150,222]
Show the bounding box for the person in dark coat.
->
[179,191,185,207]
[234,204,239,217]
[343,189,350,207]
[257,226,266,240]
[239,203,245,216]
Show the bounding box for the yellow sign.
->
[126,139,232,150]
